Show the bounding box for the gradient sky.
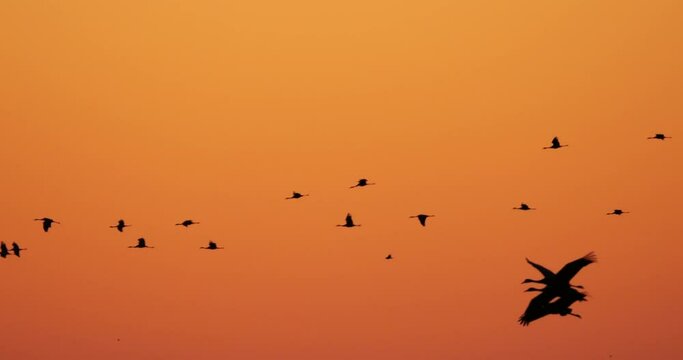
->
[1,1,682,359]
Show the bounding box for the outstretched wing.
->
[551,137,560,147]
[519,291,555,326]
[556,252,596,283]
[525,258,556,280]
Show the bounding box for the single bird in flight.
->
[337,213,361,227]
[410,214,435,226]
[285,192,309,200]
[385,254,393,260]
[11,242,27,257]
[543,137,568,149]
[200,241,224,250]
[0,242,9,258]
[513,203,535,211]
[110,219,131,232]
[350,179,375,188]
[176,220,199,227]
[648,133,671,140]
[129,238,153,248]
[607,209,629,215]
[35,217,60,232]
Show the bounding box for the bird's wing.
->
[525,258,556,279]
[519,291,555,326]
[345,214,353,226]
[552,137,560,147]
[419,216,427,226]
[556,252,597,283]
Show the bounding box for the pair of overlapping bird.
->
[0,242,27,258]
[518,252,597,326]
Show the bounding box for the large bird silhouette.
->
[521,252,596,293]
[607,209,629,215]
[35,217,59,232]
[543,137,568,150]
[519,287,587,326]
[337,213,361,227]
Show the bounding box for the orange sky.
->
[1,1,682,359]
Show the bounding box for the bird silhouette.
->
[11,242,27,257]
[34,217,60,232]
[110,219,131,232]
[200,241,224,250]
[513,203,535,211]
[607,209,629,215]
[410,214,435,226]
[522,252,596,294]
[0,242,9,258]
[519,287,587,326]
[543,137,568,149]
[350,179,375,188]
[648,133,671,140]
[129,238,153,248]
[385,254,393,260]
[285,192,309,200]
[337,213,361,227]
[176,220,199,227]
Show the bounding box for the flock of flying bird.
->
[1,133,673,326]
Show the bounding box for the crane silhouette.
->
[410,214,435,226]
[110,219,131,232]
[11,242,27,257]
[514,203,535,211]
[0,242,9,258]
[607,209,629,215]
[385,254,393,260]
[648,133,671,140]
[285,192,309,200]
[522,252,596,294]
[350,179,375,188]
[34,217,59,232]
[337,213,361,227]
[519,287,587,326]
[200,241,224,250]
[176,220,199,227]
[543,137,568,149]
[129,238,153,248]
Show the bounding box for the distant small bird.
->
[0,242,9,258]
[129,238,153,248]
[607,209,629,215]
[110,219,131,232]
[34,217,60,232]
[543,137,568,149]
[11,242,26,257]
[410,214,435,226]
[176,220,199,227]
[337,213,361,227]
[350,179,375,188]
[286,192,309,200]
[648,133,671,140]
[200,241,224,250]
[514,203,535,211]
[385,254,393,260]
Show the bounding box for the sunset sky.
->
[1,1,682,359]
